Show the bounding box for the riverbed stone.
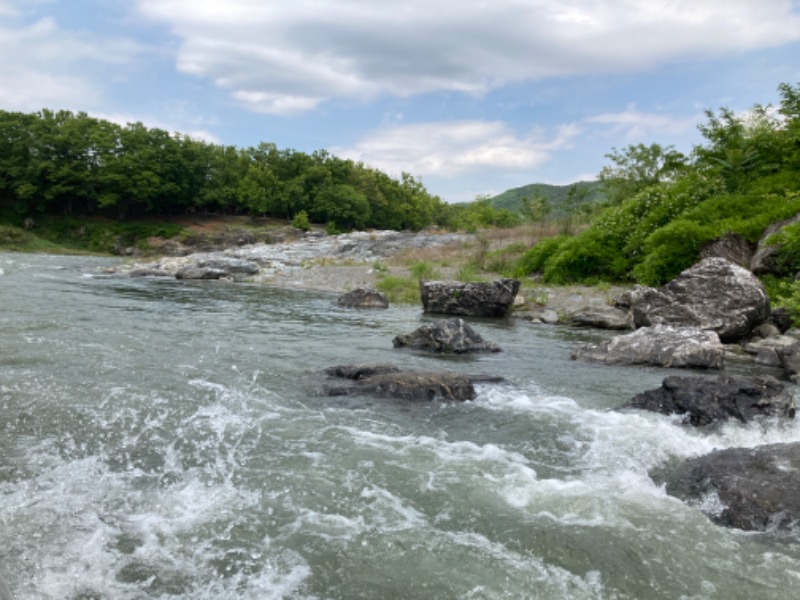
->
[751,212,800,276]
[622,374,795,426]
[337,287,389,309]
[393,317,502,354]
[419,278,520,317]
[662,442,800,531]
[571,325,725,369]
[569,306,631,330]
[629,257,770,343]
[321,363,503,401]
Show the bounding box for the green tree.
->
[599,143,686,204]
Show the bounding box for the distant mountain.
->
[488,181,606,215]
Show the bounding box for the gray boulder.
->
[337,287,389,309]
[175,257,259,281]
[663,442,800,531]
[393,318,501,354]
[571,326,724,369]
[699,233,754,267]
[622,374,795,426]
[569,306,631,330]
[778,340,800,383]
[322,363,504,401]
[630,257,770,343]
[420,278,521,317]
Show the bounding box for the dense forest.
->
[0,109,456,232]
[516,82,800,291]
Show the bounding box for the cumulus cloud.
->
[334,120,580,177]
[136,0,800,114]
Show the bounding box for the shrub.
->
[632,220,715,286]
[291,210,311,231]
[514,235,569,276]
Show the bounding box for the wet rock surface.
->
[661,442,800,531]
[321,363,504,401]
[622,374,795,426]
[393,318,502,354]
[337,287,389,309]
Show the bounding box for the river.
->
[1,252,799,599]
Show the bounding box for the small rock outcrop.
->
[393,318,502,354]
[337,287,389,309]
[568,306,631,330]
[322,363,504,401]
[750,213,800,275]
[778,341,800,383]
[571,326,724,369]
[419,279,521,317]
[699,233,754,267]
[622,374,795,426]
[175,257,259,281]
[663,442,800,531]
[629,257,770,343]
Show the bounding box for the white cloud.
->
[334,120,580,178]
[136,0,800,114]
[586,105,700,142]
[0,12,143,112]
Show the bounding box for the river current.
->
[1,252,800,599]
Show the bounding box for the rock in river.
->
[419,279,520,317]
[662,442,800,531]
[571,325,725,369]
[321,363,503,401]
[393,318,502,354]
[337,287,389,309]
[622,374,795,426]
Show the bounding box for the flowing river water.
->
[2,252,800,599]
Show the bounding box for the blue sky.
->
[1,1,799,203]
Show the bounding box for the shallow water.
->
[1,252,799,599]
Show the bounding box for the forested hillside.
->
[0,110,447,231]
[489,181,605,215]
[516,82,800,291]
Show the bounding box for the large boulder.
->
[321,363,504,401]
[662,442,800,531]
[622,374,795,426]
[337,287,389,309]
[750,212,800,275]
[571,326,725,369]
[699,233,754,267]
[393,318,501,354]
[630,257,770,343]
[419,278,520,317]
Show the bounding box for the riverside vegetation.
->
[2,83,800,320]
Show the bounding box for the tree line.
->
[0,109,457,231]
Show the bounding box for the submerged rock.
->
[337,287,389,309]
[663,442,800,531]
[622,374,795,426]
[393,317,502,354]
[419,279,520,317]
[630,257,770,343]
[571,325,724,369]
[322,363,504,401]
[176,257,259,281]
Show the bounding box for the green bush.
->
[632,220,716,286]
[291,210,311,231]
[515,235,569,276]
[409,261,439,280]
[376,274,420,304]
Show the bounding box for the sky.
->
[1,1,800,203]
